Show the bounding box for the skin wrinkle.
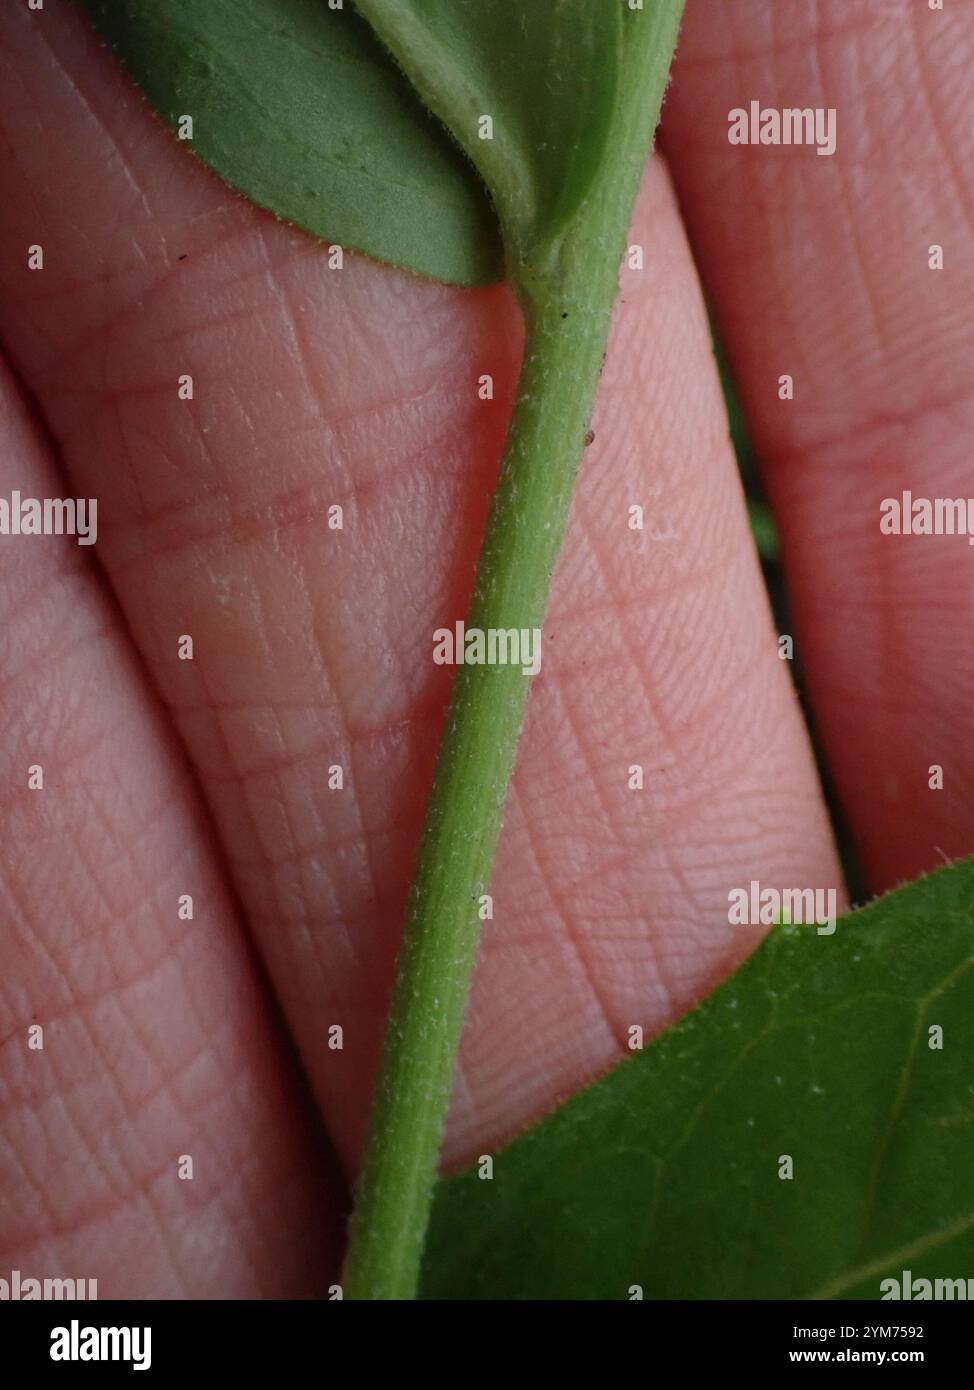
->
[518,775,628,1057]
[95,389,484,577]
[669,8,972,428]
[7,911,140,1206]
[907,1,974,240]
[245,566,313,882]
[814,42,892,358]
[254,224,326,426]
[767,386,974,475]
[11,1029,191,1298]
[302,569,387,971]
[0,403,334,1294]
[27,967,180,1206]
[26,1100,251,1294]
[33,15,164,252]
[660,0,974,892]
[0,912,196,1051]
[190,635,288,875]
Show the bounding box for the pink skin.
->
[0,0,968,1297]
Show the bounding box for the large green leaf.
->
[355,0,623,266]
[422,860,974,1299]
[79,0,502,285]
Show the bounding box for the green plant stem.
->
[342,1,686,1301]
[343,295,609,1302]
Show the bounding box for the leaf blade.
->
[421,860,974,1299]
[355,0,624,266]
[79,0,502,285]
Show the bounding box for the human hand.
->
[0,0,970,1296]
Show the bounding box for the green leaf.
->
[421,859,974,1299]
[355,0,623,269]
[79,0,502,285]
[748,499,779,562]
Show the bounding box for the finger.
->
[0,359,338,1296]
[660,0,974,889]
[0,3,842,1174]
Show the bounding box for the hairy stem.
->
[342,1,686,1301]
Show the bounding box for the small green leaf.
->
[356,0,623,268]
[79,0,502,285]
[422,859,974,1299]
[748,499,779,562]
